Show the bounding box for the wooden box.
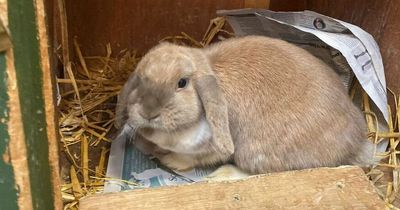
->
[1,0,399,209]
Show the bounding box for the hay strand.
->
[81,135,89,183]
[70,166,83,198]
[73,37,90,78]
[95,147,108,177]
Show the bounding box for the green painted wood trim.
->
[0,53,19,210]
[8,1,55,210]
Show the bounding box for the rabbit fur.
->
[115,35,376,174]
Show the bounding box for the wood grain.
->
[0,47,19,210]
[244,0,270,9]
[8,0,58,209]
[35,0,63,209]
[269,0,306,11]
[64,0,244,57]
[80,166,384,210]
[6,49,34,210]
[0,0,8,29]
[376,1,400,94]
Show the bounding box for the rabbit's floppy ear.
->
[115,73,139,129]
[195,74,234,156]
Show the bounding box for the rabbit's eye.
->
[178,78,189,89]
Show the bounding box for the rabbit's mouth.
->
[127,103,203,133]
[127,115,161,130]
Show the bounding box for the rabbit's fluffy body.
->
[115,35,374,174]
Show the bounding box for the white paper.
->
[104,126,216,192]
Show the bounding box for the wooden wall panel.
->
[269,0,306,11]
[8,0,60,209]
[244,0,270,9]
[376,2,400,94]
[65,0,244,56]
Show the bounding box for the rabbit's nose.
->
[139,110,160,120]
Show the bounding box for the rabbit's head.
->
[115,42,234,156]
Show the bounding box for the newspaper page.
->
[105,9,389,193]
[104,125,217,192]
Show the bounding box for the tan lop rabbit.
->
[115,35,375,174]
